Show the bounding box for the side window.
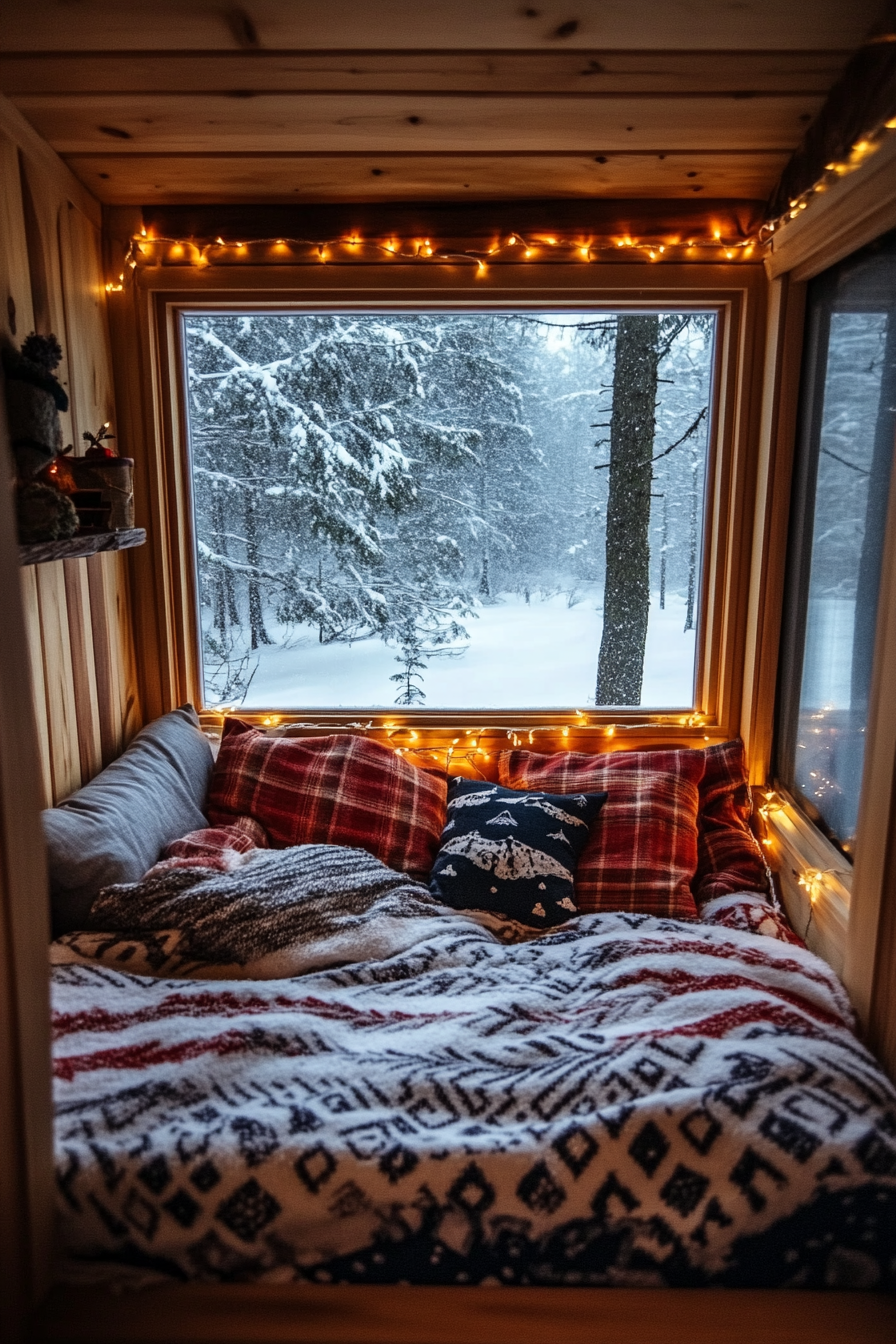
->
[776,231,896,856]
[181,309,717,713]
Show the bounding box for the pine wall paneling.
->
[0,374,54,1344]
[0,1,880,52]
[0,95,142,806]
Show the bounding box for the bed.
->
[43,711,896,1292]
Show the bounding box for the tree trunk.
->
[684,451,699,632]
[596,315,659,705]
[212,490,238,632]
[478,466,491,597]
[244,491,272,650]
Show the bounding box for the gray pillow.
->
[44,705,214,935]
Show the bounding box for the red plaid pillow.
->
[694,739,770,907]
[499,749,703,918]
[208,723,447,879]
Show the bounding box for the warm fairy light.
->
[605,725,615,738]
[110,219,773,291]
[758,790,785,821]
[561,727,570,738]
[797,869,825,903]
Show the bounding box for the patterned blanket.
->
[54,845,526,980]
[52,852,896,1289]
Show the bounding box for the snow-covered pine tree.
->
[186,314,517,698]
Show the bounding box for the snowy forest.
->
[794,305,896,848]
[182,310,716,709]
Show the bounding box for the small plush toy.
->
[2,333,69,479]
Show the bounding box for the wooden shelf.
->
[18,527,146,567]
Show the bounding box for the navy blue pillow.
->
[429,777,607,928]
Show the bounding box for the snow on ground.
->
[220,588,697,710]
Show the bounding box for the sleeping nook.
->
[4,3,896,1341]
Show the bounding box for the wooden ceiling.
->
[0,1,884,208]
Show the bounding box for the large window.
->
[776,231,896,856]
[182,309,717,710]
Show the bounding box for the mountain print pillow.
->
[429,778,607,928]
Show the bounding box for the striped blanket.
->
[51,852,896,1289]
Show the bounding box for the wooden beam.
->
[136,198,767,244]
[0,1,881,54]
[769,30,896,218]
[70,152,787,206]
[0,49,852,96]
[767,130,896,282]
[11,92,824,156]
[0,360,54,1344]
[29,1284,896,1344]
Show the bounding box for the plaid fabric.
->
[499,749,703,918]
[208,724,448,880]
[147,823,263,878]
[500,740,770,914]
[693,739,770,907]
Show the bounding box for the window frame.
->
[121,262,767,750]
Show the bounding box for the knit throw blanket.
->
[53,845,531,980]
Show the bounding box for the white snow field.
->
[221,588,697,710]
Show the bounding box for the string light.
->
[758,790,786,822]
[762,115,896,242]
[109,225,764,289]
[106,108,896,291]
[230,712,711,743]
[797,868,828,903]
[206,710,719,777]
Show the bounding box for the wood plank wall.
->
[0,100,141,806]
